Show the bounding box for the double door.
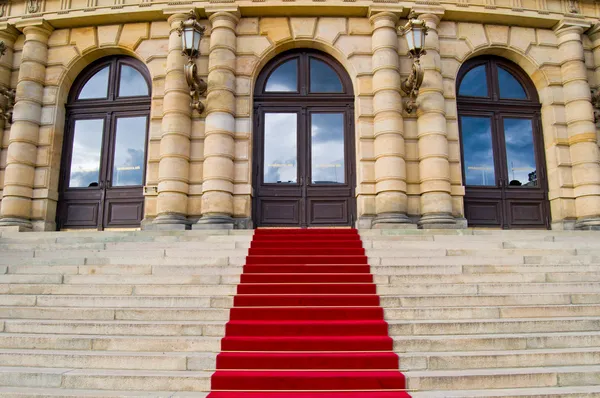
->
[57,111,148,230]
[254,106,355,227]
[459,110,549,228]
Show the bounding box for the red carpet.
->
[207,228,410,398]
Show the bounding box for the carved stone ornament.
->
[27,0,40,13]
[568,0,579,13]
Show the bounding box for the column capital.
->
[205,5,240,23]
[587,23,600,43]
[164,7,193,25]
[368,5,403,25]
[413,6,445,27]
[553,18,590,37]
[0,23,19,43]
[15,18,53,37]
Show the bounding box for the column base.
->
[551,218,576,231]
[144,213,190,230]
[372,213,417,229]
[418,213,462,229]
[0,217,33,232]
[575,217,600,230]
[193,214,235,230]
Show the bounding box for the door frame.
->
[457,55,550,229]
[252,49,356,228]
[57,56,151,230]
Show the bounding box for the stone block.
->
[259,18,291,44]
[315,18,346,45]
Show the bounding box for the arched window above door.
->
[256,50,352,98]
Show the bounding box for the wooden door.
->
[253,50,356,227]
[57,57,151,230]
[457,56,549,228]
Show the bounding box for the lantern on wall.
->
[400,12,429,113]
[177,10,207,113]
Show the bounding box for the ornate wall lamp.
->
[0,41,15,123]
[176,10,207,113]
[399,12,428,113]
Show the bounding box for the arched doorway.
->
[457,56,549,229]
[57,56,151,230]
[253,50,356,227]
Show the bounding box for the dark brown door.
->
[253,50,355,227]
[57,57,151,230]
[457,56,549,229]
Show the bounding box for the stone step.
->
[32,295,232,308]
[385,274,546,284]
[0,366,213,391]
[404,364,600,390]
[3,284,136,295]
[378,282,600,295]
[0,307,230,321]
[2,320,226,336]
[393,331,600,352]
[0,349,216,371]
[0,333,222,352]
[389,317,600,335]
[381,294,576,307]
[374,256,527,266]
[0,386,207,397]
[367,249,579,257]
[385,304,600,320]
[63,276,239,287]
[409,385,600,397]
[0,242,250,251]
[399,347,600,371]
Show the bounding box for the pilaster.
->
[414,8,458,228]
[0,20,52,231]
[369,7,415,229]
[194,6,240,230]
[554,19,600,230]
[149,12,193,230]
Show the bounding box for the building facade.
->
[0,0,600,231]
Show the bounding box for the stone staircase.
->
[0,228,599,396]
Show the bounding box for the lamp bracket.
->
[592,88,600,124]
[0,41,14,123]
[185,59,207,114]
[401,58,424,114]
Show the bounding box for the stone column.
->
[370,9,414,228]
[555,19,600,230]
[152,12,193,230]
[0,21,52,231]
[415,11,456,228]
[194,7,239,229]
[0,23,19,220]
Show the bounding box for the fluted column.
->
[415,11,456,228]
[152,12,192,230]
[555,19,600,230]
[0,23,19,221]
[370,10,414,228]
[194,7,239,229]
[0,21,52,231]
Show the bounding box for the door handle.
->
[299,176,303,185]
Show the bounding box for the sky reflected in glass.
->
[459,65,488,97]
[69,119,104,188]
[118,65,149,97]
[78,67,109,99]
[264,113,297,183]
[265,60,298,92]
[498,67,527,99]
[310,58,343,93]
[112,117,147,186]
[311,113,345,184]
[461,116,496,186]
[504,118,537,187]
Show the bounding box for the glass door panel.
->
[112,116,147,187]
[263,113,298,184]
[310,113,345,184]
[68,119,105,188]
[502,118,537,187]
[460,116,496,186]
